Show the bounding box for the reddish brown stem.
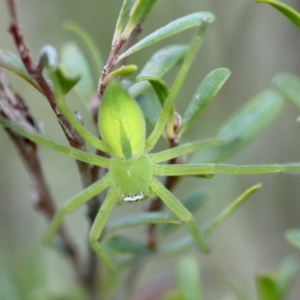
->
[97,37,127,97]
[4,0,104,295]
[6,0,86,150]
[0,69,86,283]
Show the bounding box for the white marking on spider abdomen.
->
[122,193,144,202]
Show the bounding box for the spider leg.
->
[51,74,108,153]
[89,188,117,272]
[43,174,110,249]
[150,177,210,253]
[0,119,109,168]
[145,22,209,152]
[150,138,222,163]
[154,163,300,176]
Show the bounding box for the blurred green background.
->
[1,0,300,299]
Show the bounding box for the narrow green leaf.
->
[0,265,21,300]
[285,228,300,249]
[104,235,149,254]
[137,45,188,80]
[276,257,298,299]
[0,50,42,93]
[106,212,180,234]
[180,68,231,136]
[159,189,208,235]
[129,81,149,98]
[192,90,285,163]
[160,184,261,255]
[129,45,188,98]
[122,0,158,39]
[111,64,138,77]
[61,42,96,100]
[256,276,279,300]
[272,73,300,108]
[139,76,169,104]
[255,0,300,29]
[256,257,298,300]
[102,64,138,86]
[54,65,81,95]
[117,12,215,62]
[177,257,203,300]
[202,184,262,235]
[146,21,211,150]
[64,21,103,72]
[113,0,136,42]
[215,90,283,138]
[136,92,161,127]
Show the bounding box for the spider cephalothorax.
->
[109,154,153,203]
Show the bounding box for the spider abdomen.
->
[110,154,153,204]
[98,80,146,160]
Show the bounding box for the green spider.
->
[2,78,300,272]
[1,79,215,271]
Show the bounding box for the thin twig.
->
[6,0,85,151]
[117,22,144,67]
[97,36,127,99]
[0,69,85,282]
[5,0,104,295]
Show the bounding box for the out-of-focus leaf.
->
[255,0,300,29]
[192,90,285,163]
[122,0,158,39]
[137,45,188,80]
[13,251,45,299]
[104,235,149,254]
[31,290,83,300]
[136,92,161,127]
[54,66,80,95]
[160,184,261,255]
[256,257,298,300]
[129,81,149,98]
[64,21,103,72]
[113,0,136,42]
[272,73,300,108]
[0,264,20,300]
[129,45,188,98]
[257,276,279,300]
[276,257,299,299]
[117,12,215,62]
[139,76,169,104]
[218,90,283,145]
[107,212,180,234]
[39,45,58,71]
[180,68,231,136]
[285,228,300,249]
[177,257,203,300]
[0,50,42,92]
[60,42,95,100]
[224,271,253,300]
[159,189,208,235]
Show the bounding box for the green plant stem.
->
[151,138,222,163]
